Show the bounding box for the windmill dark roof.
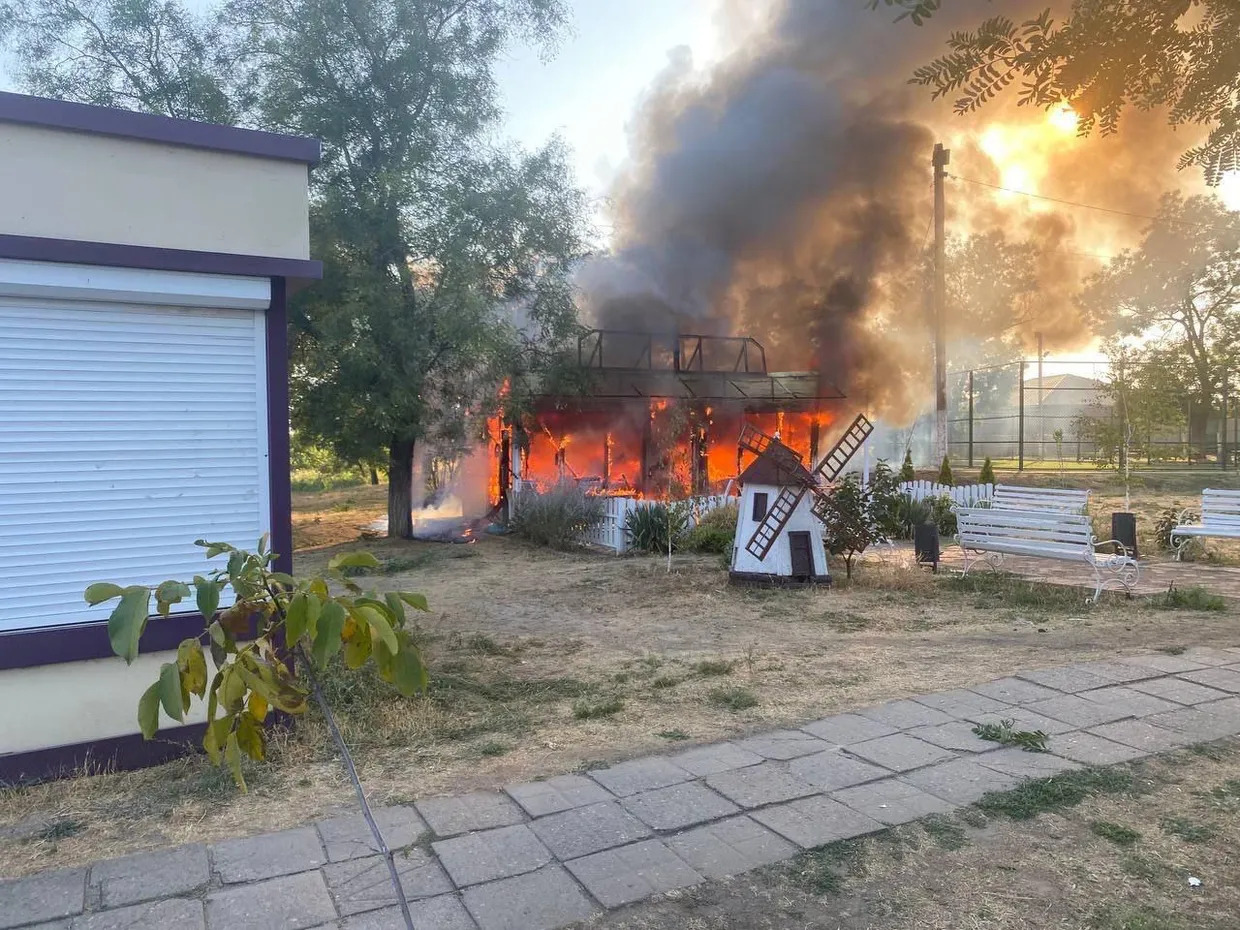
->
[739,439,815,487]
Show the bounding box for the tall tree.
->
[874,0,1240,184]
[1079,193,1240,450]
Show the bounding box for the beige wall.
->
[0,650,215,755]
[0,123,310,259]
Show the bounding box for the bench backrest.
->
[957,506,1095,552]
[992,484,1090,513]
[1201,489,1240,527]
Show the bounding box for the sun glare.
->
[1221,170,1240,212]
[1047,102,1079,134]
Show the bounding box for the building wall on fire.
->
[731,483,829,581]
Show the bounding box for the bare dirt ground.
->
[578,740,1240,930]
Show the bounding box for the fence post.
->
[1017,360,1026,472]
[1224,375,1231,471]
[967,369,974,468]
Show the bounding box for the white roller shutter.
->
[0,261,271,633]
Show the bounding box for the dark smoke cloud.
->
[582,0,1207,421]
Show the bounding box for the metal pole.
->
[967,369,974,467]
[933,143,950,463]
[1018,360,1026,472]
[1036,332,1044,461]
[1223,376,1230,470]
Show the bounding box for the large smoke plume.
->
[580,0,1206,421]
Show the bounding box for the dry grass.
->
[585,741,1240,930]
[3,482,1238,880]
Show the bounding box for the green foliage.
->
[87,537,429,790]
[921,815,969,850]
[708,686,759,711]
[971,719,1049,752]
[572,695,624,720]
[1090,820,1141,847]
[624,501,690,554]
[509,482,605,550]
[788,839,867,895]
[693,659,735,677]
[894,495,933,540]
[1160,817,1218,843]
[683,503,738,554]
[930,494,957,536]
[868,459,904,541]
[1155,508,1196,551]
[979,456,996,485]
[977,767,1134,820]
[936,456,954,486]
[898,450,915,482]
[819,474,876,579]
[656,729,690,741]
[1150,585,1226,612]
[892,1,1240,184]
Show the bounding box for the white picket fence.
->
[511,480,734,554]
[899,481,993,507]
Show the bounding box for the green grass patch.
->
[1159,817,1217,843]
[693,659,735,677]
[1158,645,1188,655]
[819,611,870,632]
[1200,778,1240,810]
[921,815,969,850]
[650,674,682,689]
[944,572,1086,612]
[572,695,625,720]
[977,767,1134,820]
[475,740,510,757]
[1088,904,1193,930]
[971,719,1050,752]
[656,729,690,741]
[1149,586,1227,611]
[787,839,868,895]
[460,633,512,656]
[1090,820,1141,846]
[708,686,759,711]
[33,818,87,843]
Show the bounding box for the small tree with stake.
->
[820,474,876,580]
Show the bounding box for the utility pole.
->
[933,143,950,464]
[1036,331,1044,461]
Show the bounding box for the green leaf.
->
[107,587,152,664]
[328,551,381,573]
[225,731,247,791]
[137,682,161,739]
[195,577,221,619]
[268,572,296,589]
[383,592,406,627]
[364,609,398,656]
[312,601,346,668]
[158,663,185,722]
[236,711,266,762]
[196,539,236,559]
[392,645,429,697]
[177,639,208,698]
[221,665,247,712]
[398,592,430,612]
[226,551,246,580]
[84,582,125,606]
[203,716,231,766]
[154,580,191,617]
[304,594,321,642]
[285,592,309,645]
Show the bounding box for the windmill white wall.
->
[731,482,829,581]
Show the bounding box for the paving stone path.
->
[4,646,1240,930]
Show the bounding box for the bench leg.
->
[960,548,1002,577]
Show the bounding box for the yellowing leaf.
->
[177,639,208,699]
[158,662,185,722]
[343,624,372,669]
[203,716,231,765]
[137,682,161,739]
[236,712,266,762]
[247,692,269,723]
[84,582,124,606]
[221,665,247,713]
[154,580,191,617]
[225,731,246,791]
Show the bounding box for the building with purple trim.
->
[0,92,321,781]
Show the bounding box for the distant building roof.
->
[739,439,815,487]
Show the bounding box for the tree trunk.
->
[1189,401,1210,459]
[388,437,415,539]
[369,466,379,486]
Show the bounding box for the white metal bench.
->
[991,484,1090,514]
[956,506,1138,602]
[1170,489,1240,559]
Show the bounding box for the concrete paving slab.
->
[565,839,703,908]
[1120,654,1209,674]
[800,713,898,746]
[975,748,1082,779]
[845,734,957,772]
[505,775,613,818]
[1180,667,1240,694]
[1088,719,1186,753]
[620,782,740,831]
[899,759,1021,805]
[1069,660,1161,684]
[0,868,84,929]
[432,824,552,888]
[323,848,453,917]
[832,778,955,825]
[1182,647,1240,667]
[416,792,525,839]
[211,827,326,884]
[733,730,830,760]
[1047,731,1146,766]
[669,742,765,776]
[1023,694,1134,728]
[1018,666,1115,693]
[787,750,890,790]
[856,700,955,730]
[461,866,598,930]
[528,802,652,860]
[905,721,996,754]
[341,895,477,929]
[666,816,797,880]
[75,898,204,930]
[1127,677,1231,706]
[205,870,336,930]
[587,758,693,797]
[704,762,819,809]
[88,844,208,909]
[317,806,428,862]
[1079,686,1182,717]
[1142,705,1240,743]
[750,796,885,849]
[910,689,1012,720]
[970,677,1063,705]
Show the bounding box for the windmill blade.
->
[744,485,808,561]
[812,414,873,483]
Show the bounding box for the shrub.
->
[820,474,875,579]
[897,495,933,539]
[898,450,915,481]
[979,456,996,485]
[868,459,904,541]
[625,501,690,553]
[510,482,605,549]
[683,502,738,554]
[936,455,954,486]
[931,494,957,536]
[1155,506,1196,550]
[1150,585,1226,611]
[708,686,759,711]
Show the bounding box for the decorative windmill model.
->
[729,414,873,585]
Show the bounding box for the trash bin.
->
[1112,512,1138,561]
[914,523,940,573]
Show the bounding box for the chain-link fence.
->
[948,358,1240,471]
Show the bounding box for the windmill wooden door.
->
[788,531,813,580]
